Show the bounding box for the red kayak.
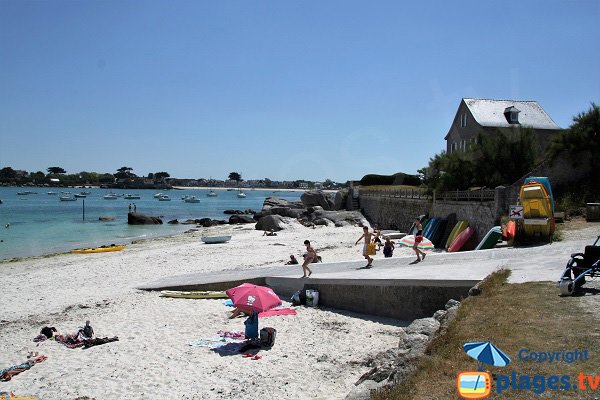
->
[448,227,476,252]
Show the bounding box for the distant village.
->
[0,166,345,191]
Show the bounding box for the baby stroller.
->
[558,235,600,295]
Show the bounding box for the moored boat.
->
[184,195,200,203]
[158,194,171,201]
[124,194,141,199]
[206,190,218,197]
[59,195,77,201]
[103,193,118,200]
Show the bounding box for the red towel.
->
[258,308,297,318]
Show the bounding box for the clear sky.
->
[1,1,598,182]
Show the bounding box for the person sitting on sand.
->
[301,240,317,278]
[228,307,246,319]
[263,229,277,236]
[355,226,374,268]
[383,237,395,258]
[285,255,299,265]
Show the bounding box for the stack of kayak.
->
[519,177,555,240]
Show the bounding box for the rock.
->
[167,219,179,224]
[228,215,256,224]
[335,220,352,227]
[313,218,332,226]
[445,299,460,310]
[404,317,440,337]
[262,196,304,210]
[255,215,285,232]
[301,190,334,210]
[334,189,349,211]
[432,309,447,322]
[316,210,368,226]
[127,212,163,225]
[269,207,305,219]
[98,216,114,221]
[224,209,243,215]
[181,219,196,224]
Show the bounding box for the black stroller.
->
[558,235,600,295]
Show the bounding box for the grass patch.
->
[374,269,600,399]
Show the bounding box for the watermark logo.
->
[457,371,491,399]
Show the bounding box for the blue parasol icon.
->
[463,341,511,369]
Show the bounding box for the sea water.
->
[0,187,302,260]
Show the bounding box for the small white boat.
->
[74,192,87,198]
[158,195,171,201]
[60,195,77,201]
[47,191,58,195]
[201,235,232,244]
[124,194,141,199]
[184,196,200,203]
[103,193,118,200]
[16,191,35,195]
[237,191,246,198]
[206,190,218,197]
[153,192,164,198]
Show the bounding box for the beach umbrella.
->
[463,341,511,367]
[225,283,282,314]
[397,235,434,250]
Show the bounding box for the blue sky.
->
[1,1,598,182]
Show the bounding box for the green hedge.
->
[360,172,421,186]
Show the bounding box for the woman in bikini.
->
[413,218,426,262]
[301,240,317,278]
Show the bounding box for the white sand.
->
[0,223,413,399]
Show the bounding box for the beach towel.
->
[223,299,234,307]
[211,341,248,356]
[258,308,297,318]
[217,330,245,340]
[0,355,47,382]
[55,333,86,348]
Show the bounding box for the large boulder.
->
[316,210,368,226]
[228,215,256,224]
[255,215,286,232]
[262,196,304,210]
[128,212,163,225]
[269,207,306,219]
[334,189,349,211]
[301,190,335,210]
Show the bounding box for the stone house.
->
[445,98,562,155]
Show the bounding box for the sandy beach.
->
[0,222,414,399]
[2,219,598,399]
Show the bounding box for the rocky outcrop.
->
[347,299,461,399]
[224,209,256,215]
[98,216,114,221]
[127,212,163,225]
[316,210,368,227]
[262,196,304,209]
[255,215,286,232]
[301,190,335,210]
[229,215,256,224]
[334,189,349,211]
[168,219,179,224]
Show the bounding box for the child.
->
[301,240,317,278]
[355,226,374,268]
[383,237,395,258]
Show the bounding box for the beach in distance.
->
[0,220,411,399]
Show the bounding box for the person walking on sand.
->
[301,240,316,278]
[355,226,374,268]
[383,237,395,258]
[413,218,426,262]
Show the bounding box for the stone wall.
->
[358,196,431,231]
[430,200,496,241]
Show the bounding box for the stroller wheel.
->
[559,278,574,296]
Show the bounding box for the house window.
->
[509,112,519,123]
[460,113,467,127]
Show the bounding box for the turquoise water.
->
[0,187,302,260]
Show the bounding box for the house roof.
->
[463,98,561,130]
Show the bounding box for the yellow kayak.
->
[71,245,126,254]
[160,290,229,299]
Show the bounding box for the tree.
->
[47,166,66,174]
[114,166,136,180]
[263,178,273,188]
[547,102,600,169]
[154,171,170,180]
[323,179,334,188]
[228,172,242,183]
[0,167,17,182]
[30,171,46,183]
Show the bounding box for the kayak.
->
[446,221,469,249]
[448,226,476,252]
[160,291,229,299]
[476,226,502,250]
[71,245,126,254]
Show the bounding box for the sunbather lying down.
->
[228,308,247,319]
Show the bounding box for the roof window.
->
[504,106,520,124]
